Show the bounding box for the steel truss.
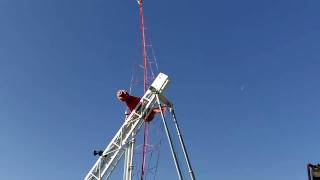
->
[84,73,195,180]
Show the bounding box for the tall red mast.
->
[138,0,149,179]
[139,0,148,92]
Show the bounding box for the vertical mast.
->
[139,0,148,93]
[124,1,149,180]
[138,0,149,179]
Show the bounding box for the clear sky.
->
[0,0,320,179]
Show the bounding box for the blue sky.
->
[1,0,320,179]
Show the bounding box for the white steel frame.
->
[84,73,170,180]
[84,73,196,180]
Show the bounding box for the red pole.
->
[139,1,148,92]
[139,1,149,179]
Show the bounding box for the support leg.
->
[156,95,184,180]
[123,148,129,180]
[123,135,135,180]
[128,135,135,180]
[170,108,196,180]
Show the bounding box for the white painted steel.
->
[84,73,170,180]
[123,133,134,180]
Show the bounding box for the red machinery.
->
[117,89,165,122]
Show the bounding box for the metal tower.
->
[84,73,196,180]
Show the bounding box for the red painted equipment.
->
[117,89,165,122]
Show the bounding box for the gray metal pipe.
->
[156,95,184,180]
